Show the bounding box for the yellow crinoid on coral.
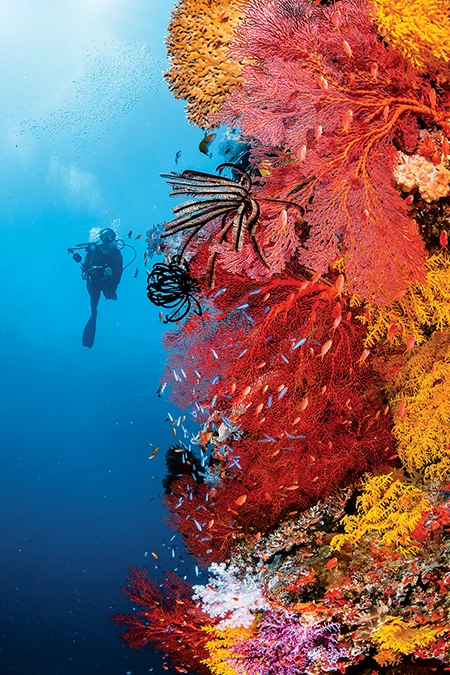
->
[372,0,450,79]
[372,617,446,656]
[202,625,255,675]
[385,330,450,482]
[373,648,403,667]
[330,473,430,555]
[165,0,246,128]
[354,252,450,348]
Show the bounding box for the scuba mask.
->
[99,228,117,251]
[99,228,117,245]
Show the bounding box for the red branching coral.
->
[166,405,393,565]
[210,0,450,301]
[111,569,212,674]
[163,267,394,562]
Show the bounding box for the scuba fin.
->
[82,311,97,348]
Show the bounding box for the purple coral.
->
[230,610,348,675]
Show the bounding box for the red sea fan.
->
[209,195,304,280]
[211,0,450,301]
[165,396,394,565]
[162,270,394,563]
[111,569,212,674]
[163,267,391,435]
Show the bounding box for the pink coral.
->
[229,610,349,675]
[394,153,450,202]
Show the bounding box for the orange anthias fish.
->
[358,348,370,364]
[318,75,329,94]
[342,40,353,58]
[299,396,309,411]
[320,339,333,358]
[148,444,159,460]
[297,144,307,164]
[397,398,407,417]
[405,335,416,352]
[387,323,401,340]
[332,314,342,330]
[342,110,353,133]
[279,209,288,232]
[335,274,344,296]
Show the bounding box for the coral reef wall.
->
[114,1,450,673]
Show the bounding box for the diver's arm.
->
[83,245,97,270]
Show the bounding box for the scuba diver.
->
[68,228,136,348]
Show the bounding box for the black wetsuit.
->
[83,244,123,313]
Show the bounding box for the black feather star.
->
[146,260,202,324]
[160,163,303,285]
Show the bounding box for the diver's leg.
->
[87,282,100,313]
[102,283,118,301]
[83,283,100,348]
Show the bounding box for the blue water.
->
[0,3,214,673]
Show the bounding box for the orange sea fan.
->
[165,0,247,128]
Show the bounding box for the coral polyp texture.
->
[114,0,450,673]
[165,0,246,128]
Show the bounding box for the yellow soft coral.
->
[373,0,450,79]
[372,617,445,656]
[165,0,246,128]
[330,473,430,555]
[202,625,255,675]
[385,330,450,481]
[354,252,450,347]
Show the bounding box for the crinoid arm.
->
[160,163,299,275]
[216,162,252,190]
[146,260,202,324]
[162,204,241,237]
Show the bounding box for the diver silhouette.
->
[68,228,124,348]
[79,228,123,347]
[68,228,138,347]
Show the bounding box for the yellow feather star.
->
[385,330,450,482]
[372,617,446,656]
[354,252,450,348]
[373,648,403,667]
[330,472,430,555]
[202,625,256,675]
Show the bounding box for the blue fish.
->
[292,337,306,350]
